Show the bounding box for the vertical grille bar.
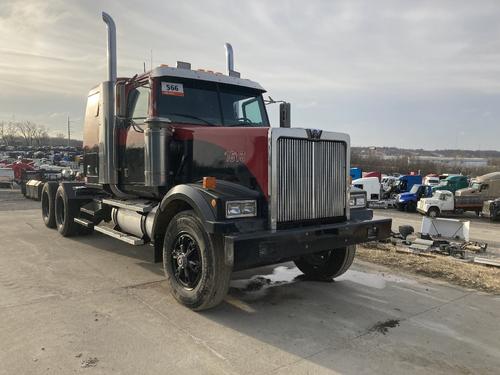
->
[276,137,346,223]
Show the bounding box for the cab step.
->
[93,224,144,245]
[74,218,94,229]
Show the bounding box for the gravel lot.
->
[1,188,499,374]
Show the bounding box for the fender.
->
[149,182,260,263]
[156,184,217,230]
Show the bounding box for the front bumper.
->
[224,217,392,271]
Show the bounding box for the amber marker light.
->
[211,199,217,208]
[203,177,217,190]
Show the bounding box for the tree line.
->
[0,121,82,148]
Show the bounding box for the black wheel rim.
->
[171,233,202,290]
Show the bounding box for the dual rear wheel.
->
[42,183,88,236]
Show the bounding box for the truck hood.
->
[419,198,438,205]
[398,192,415,201]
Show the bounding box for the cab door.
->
[122,84,150,186]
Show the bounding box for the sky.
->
[1,0,500,150]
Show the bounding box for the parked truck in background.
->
[432,175,468,194]
[423,174,440,186]
[383,174,422,199]
[396,184,433,212]
[38,13,391,311]
[417,188,494,218]
[352,177,381,201]
[454,172,500,214]
[482,198,500,221]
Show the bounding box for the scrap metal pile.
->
[390,217,498,266]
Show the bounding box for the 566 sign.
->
[161,82,184,97]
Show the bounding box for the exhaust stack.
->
[102,12,117,83]
[224,43,240,78]
[98,12,118,186]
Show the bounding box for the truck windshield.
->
[471,182,481,191]
[409,185,420,194]
[156,77,269,127]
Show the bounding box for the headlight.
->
[226,200,257,218]
[349,195,366,208]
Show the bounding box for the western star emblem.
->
[306,129,322,140]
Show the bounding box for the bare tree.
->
[15,121,39,146]
[33,125,49,146]
[0,121,19,146]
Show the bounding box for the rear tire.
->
[294,245,356,280]
[54,186,80,237]
[41,182,58,228]
[163,210,232,311]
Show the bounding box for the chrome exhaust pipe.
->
[100,12,133,198]
[224,42,240,78]
[99,11,118,186]
[102,12,117,83]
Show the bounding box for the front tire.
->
[427,207,440,218]
[163,210,232,311]
[294,245,356,280]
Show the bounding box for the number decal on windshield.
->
[161,82,184,97]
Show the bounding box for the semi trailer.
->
[39,12,391,310]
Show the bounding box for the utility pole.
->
[67,116,71,147]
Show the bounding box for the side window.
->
[241,98,263,123]
[129,86,150,124]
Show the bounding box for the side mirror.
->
[279,102,291,128]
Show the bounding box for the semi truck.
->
[383,174,422,199]
[39,13,391,311]
[432,175,468,194]
[396,184,433,212]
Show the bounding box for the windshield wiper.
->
[168,113,215,126]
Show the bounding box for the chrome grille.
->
[275,137,346,223]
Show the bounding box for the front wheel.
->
[163,210,232,311]
[427,207,440,218]
[294,245,356,280]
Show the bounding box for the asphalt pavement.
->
[1,189,499,374]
